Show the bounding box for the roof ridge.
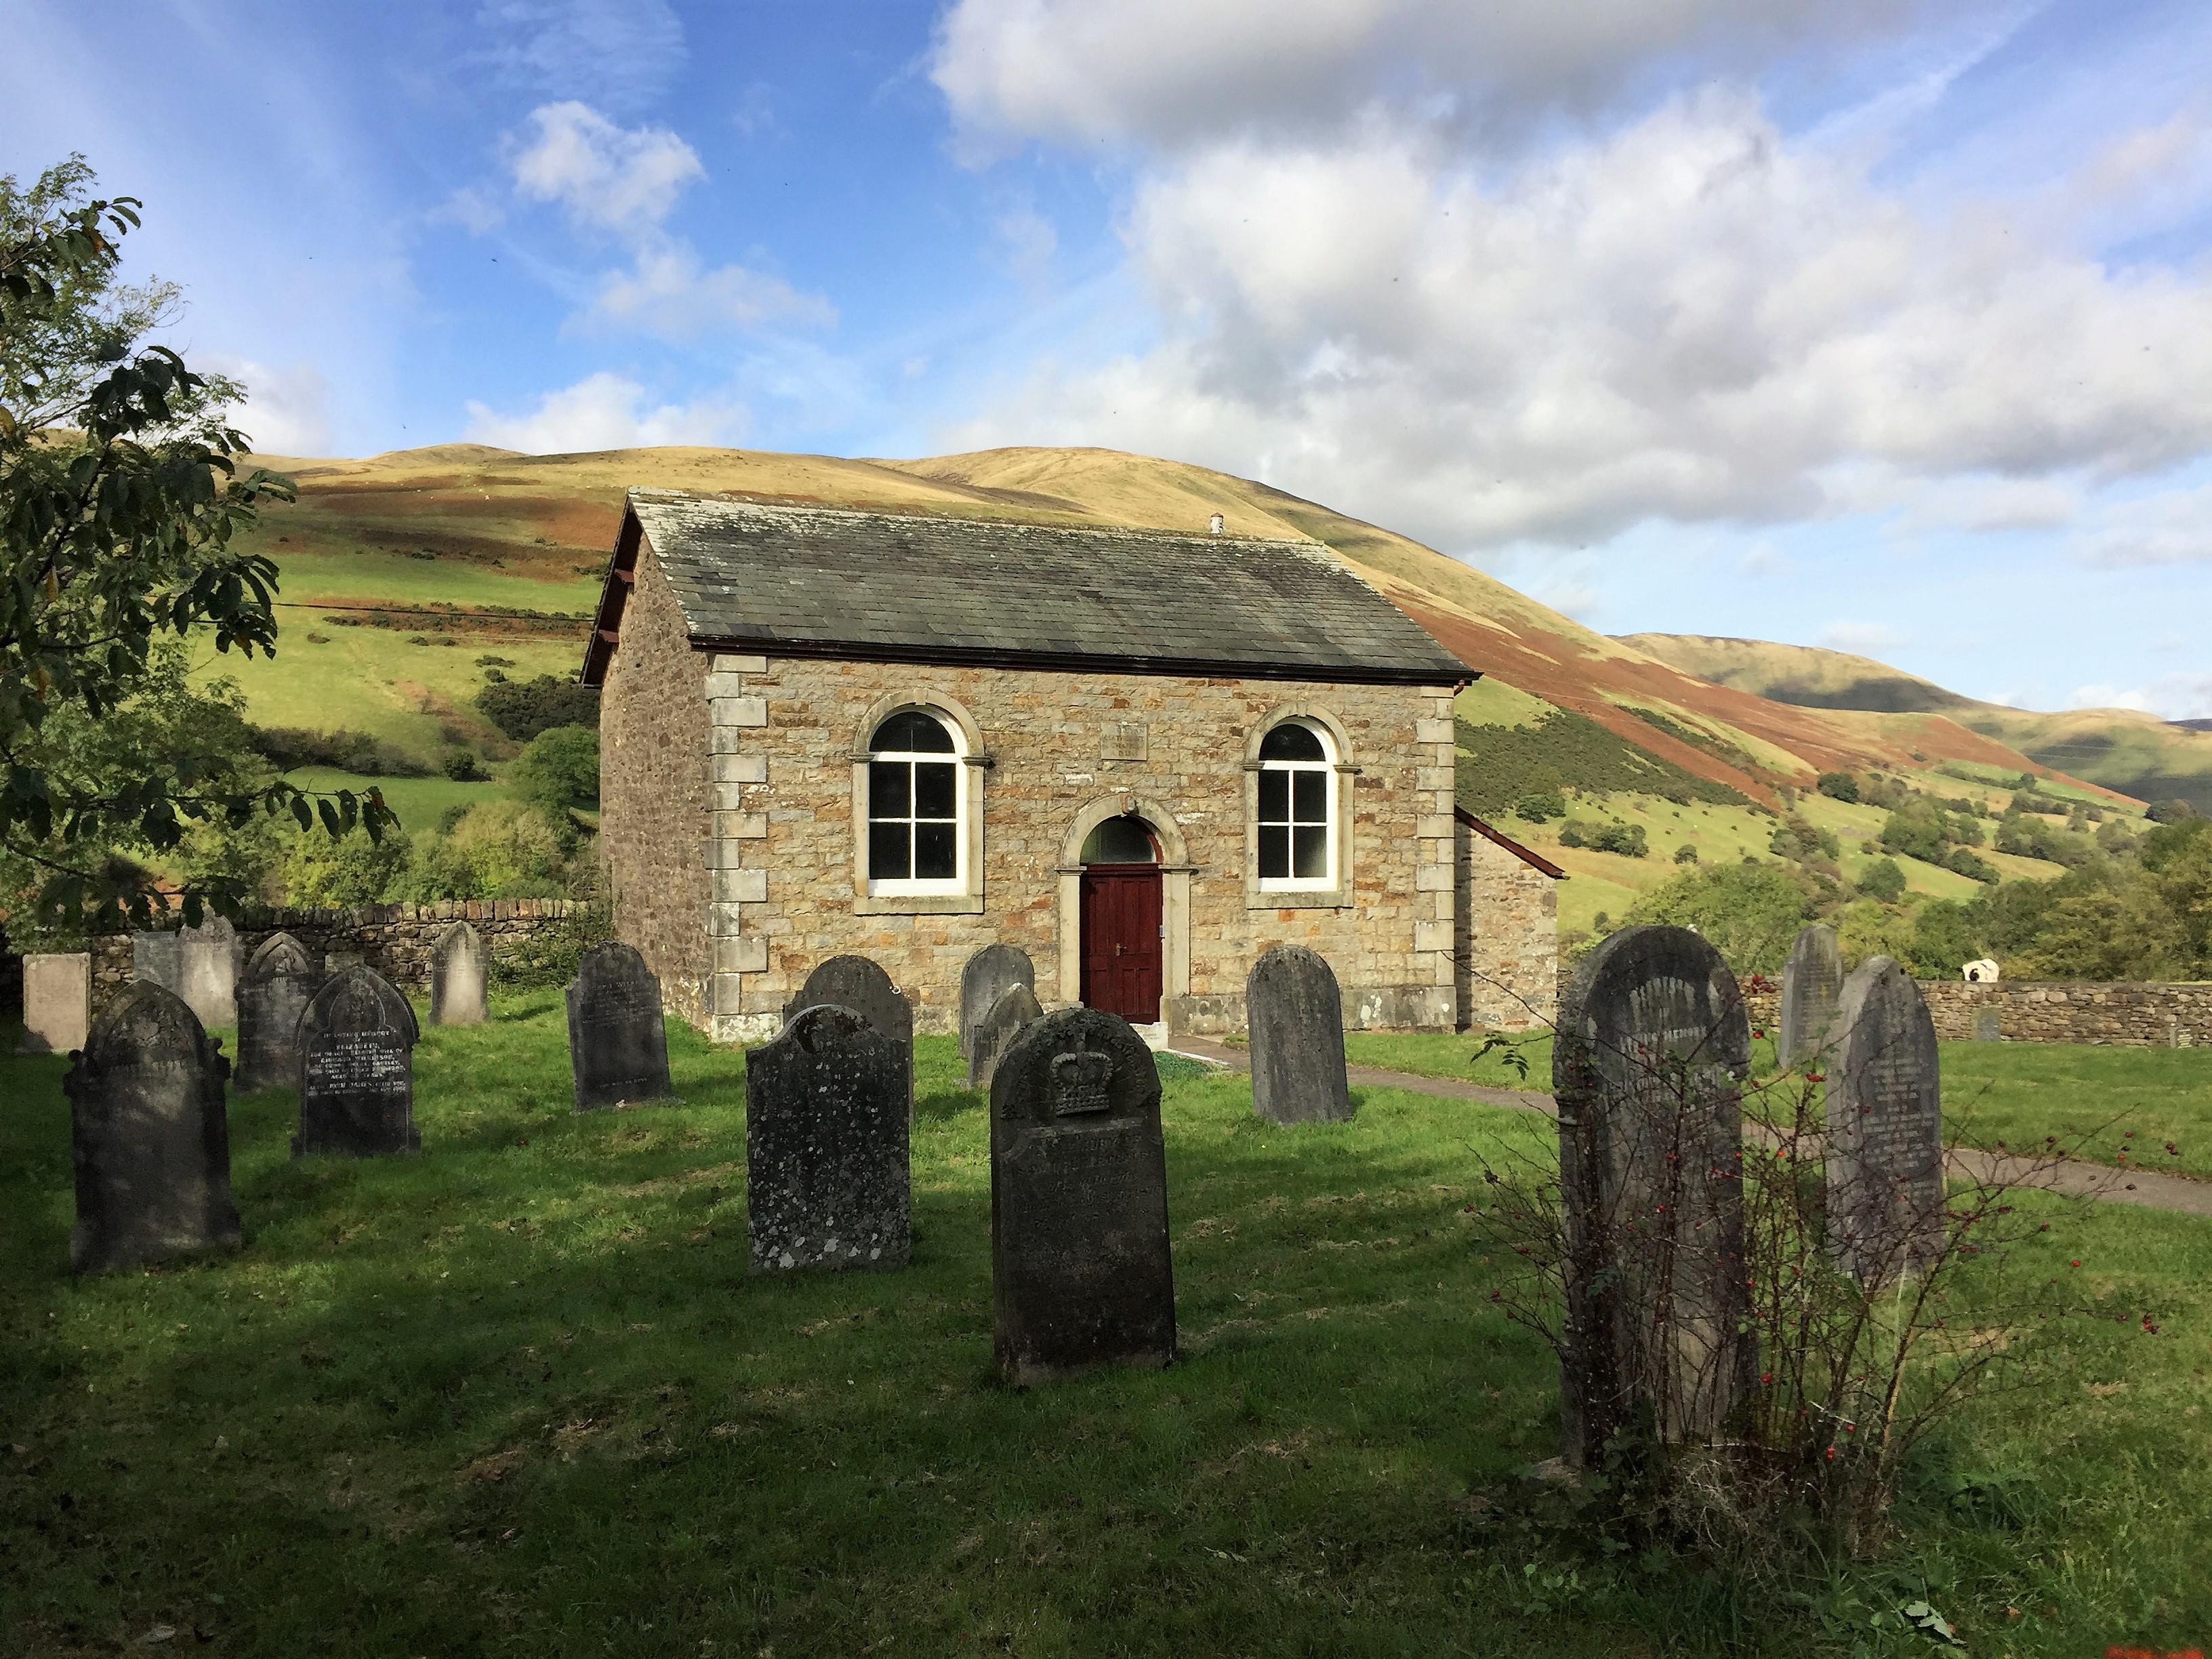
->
[622,487,1328,553]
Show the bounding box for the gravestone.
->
[1973,1009,2002,1042]
[176,915,240,1029]
[1246,945,1353,1124]
[566,942,673,1111]
[16,952,90,1055]
[745,1004,911,1273]
[990,1006,1175,1384]
[1825,956,1944,1286]
[786,955,913,1110]
[959,944,1035,1061]
[133,928,182,991]
[1778,923,1844,1070]
[968,981,1044,1091]
[234,933,317,1093]
[294,966,421,1158]
[64,982,241,1274]
[429,921,488,1027]
[1553,924,1755,1466]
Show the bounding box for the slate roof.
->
[587,491,1473,687]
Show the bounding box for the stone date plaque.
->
[295,966,421,1158]
[990,1006,1174,1385]
[567,942,674,1112]
[745,1004,911,1274]
[65,982,241,1275]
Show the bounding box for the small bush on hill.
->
[442,748,487,782]
[478,675,601,742]
[1513,789,1565,823]
[2147,798,2198,823]
[1858,857,1906,901]
[1674,842,1698,864]
[249,725,432,779]
[1815,770,1860,802]
[1945,847,1999,882]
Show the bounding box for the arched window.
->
[1256,718,1335,888]
[867,708,962,892]
[1080,815,1158,865]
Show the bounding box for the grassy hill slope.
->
[225,443,2107,907]
[1624,633,2212,814]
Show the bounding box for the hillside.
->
[1624,633,2212,815]
[222,442,2114,928]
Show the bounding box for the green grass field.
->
[284,766,512,837]
[3,1002,2207,1656]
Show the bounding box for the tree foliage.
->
[510,724,600,813]
[476,674,600,743]
[1,157,390,931]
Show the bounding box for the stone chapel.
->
[581,491,1561,1045]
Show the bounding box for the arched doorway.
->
[1078,814,1163,1023]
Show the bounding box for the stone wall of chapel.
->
[1455,821,1559,1032]
[697,653,1463,1042]
[598,547,714,1025]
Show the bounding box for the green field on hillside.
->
[285,766,512,837]
[3,1005,2207,1656]
[269,547,599,614]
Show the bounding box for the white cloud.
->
[462,371,744,453]
[207,355,334,456]
[931,0,1932,152]
[477,0,687,112]
[587,243,836,339]
[1902,475,2081,533]
[509,101,703,235]
[1818,621,1908,653]
[2066,675,2212,721]
[2074,481,2212,566]
[945,88,2212,552]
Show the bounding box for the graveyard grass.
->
[3,1002,2209,1657]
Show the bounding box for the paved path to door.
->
[1170,1036,2212,1221]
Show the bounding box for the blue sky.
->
[5,0,2210,719]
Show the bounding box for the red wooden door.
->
[1080,867,1164,1023]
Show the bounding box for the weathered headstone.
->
[64,982,241,1274]
[745,1004,911,1273]
[968,981,1044,1091]
[990,1006,1175,1384]
[1826,956,1944,1286]
[429,921,488,1027]
[1246,944,1353,1124]
[959,944,1035,1061]
[566,942,673,1111]
[1973,1009,2001,1042]
[786,955,913,1109]
[16,952,90,1055]
[1778,922,1844,1069]
[133,928,182,991]
[1553,924,1755,1466]
[176,915,240,1029]
[234,933,317,1093]
[294,966,421,1158]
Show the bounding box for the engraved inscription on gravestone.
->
[969,981,1043,1092]
[787,954,914,1111]
[1826,956,1944,1286]
[566,942,674,1111]
[235,932,317,1094]
[1778,923,1844,1070]
[959,945,1036,1063]
[990,1007,1174,1385]
[64,982,241,1275]
[430,921,488,1027]
[295,966,420,1158]
[1553,924,1755,1466]
[745,1003,912,1274]
[1247,944,1354,1124]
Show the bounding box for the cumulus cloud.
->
[1818,621,1908,654]
[931,0,1933,151]
[462,371,744,453]
[2059,676,2212,720]
[588,243,836,339]
[945,88,2212,552]
[510,100,703,235]
[207,355,335,456]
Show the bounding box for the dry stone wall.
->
[88,900,581,1021]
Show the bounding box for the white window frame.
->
[865,708,967,897]
[1255,717,1338,893]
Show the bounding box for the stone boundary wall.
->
[1577,971,2211,1050]
[87,899,582,1020]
